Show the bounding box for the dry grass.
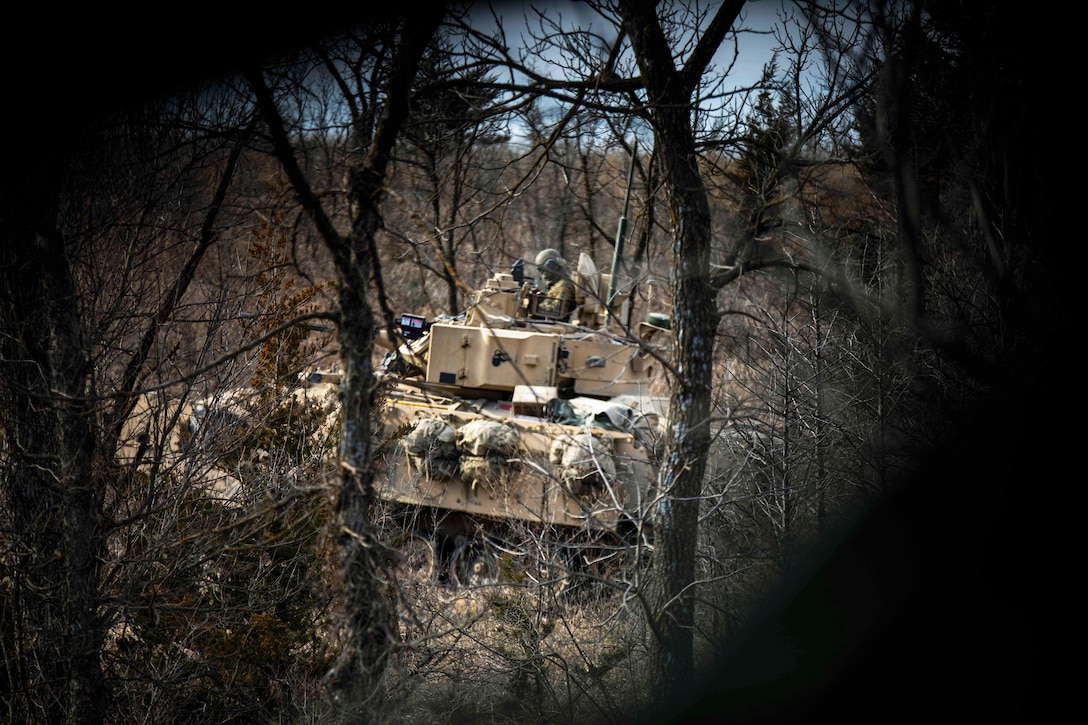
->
[383,575,652,724]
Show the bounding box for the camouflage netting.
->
[401,414,623,500]
[401,416,460,478]
[548,430,616,497]
[456,419,522,491]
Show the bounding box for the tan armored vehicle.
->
[372,250,671,591]
[120,245,669,593]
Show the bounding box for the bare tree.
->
[0,89,258,721]
[1,144,105,725]
[0,72,345,721]
[601,0,747,706]
[393,44,513,315]
[245,5,446,718]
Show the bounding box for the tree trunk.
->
[1,168,106,724]
[324,247,398,713]
[616,0,738,707]
[247,8,443,718]
[647,180,719,705]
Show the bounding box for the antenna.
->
[607,138,637,324]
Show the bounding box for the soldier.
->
[535,248,575,320]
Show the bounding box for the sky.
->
[484,0,782,87]
[475,0,785,145]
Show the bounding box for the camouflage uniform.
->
[539,277,575,319]
[535,248,575,320]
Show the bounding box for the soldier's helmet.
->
[535,248,567,279]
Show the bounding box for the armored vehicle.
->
[371,250,671,592]
[129,248,671,593]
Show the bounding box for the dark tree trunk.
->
[617,0,743,707]
[324,234,398,711]
[1,162,106,724]
[247,6,443,718]
[643,145,720,705]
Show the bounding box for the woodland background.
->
[1,1,1067,723]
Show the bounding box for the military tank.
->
[371,249,671,592]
